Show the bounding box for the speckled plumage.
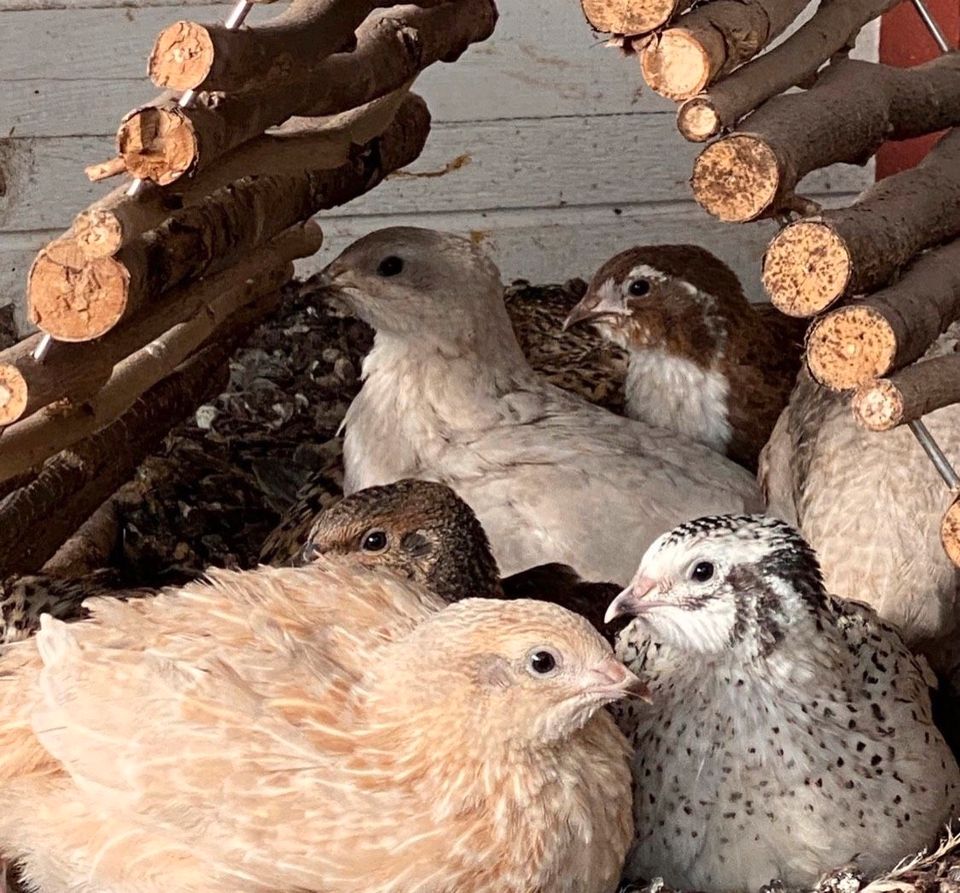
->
[759,325,960,679]
[0,564,638,893]
[609,515,960,892]
[291,478,624,637]
[567,245,806,471]
[323,228,762,585]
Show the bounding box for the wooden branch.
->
[943,495,960,570]
[4,267,288,484]
[41,496,120,577]
[692,55,960,222]
[73,89,406,259]
[1,224,320,426]
[0,342,235,578]
[763,128,960,317]
[30,93,430,341]
[806,239,960,390]
[676,0,901,142]
[119,0,493,185]
[149,0,446,93]
[85,156,126,182]
[639,0,809,101]
[852,355,960,431]
[580,0,693,35]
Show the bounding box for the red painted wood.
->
[876,0,960,179]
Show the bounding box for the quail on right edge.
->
[607,514,960,893]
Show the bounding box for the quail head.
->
[296,478,623,638]
[606,514,960,893]
[565,246,805,471]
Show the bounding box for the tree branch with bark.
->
[676,0,901,142]
[692,54,960,222]
[851,355,960,431]
[638,0,810,101]
[806,238,960,391]
[763,128,960,317]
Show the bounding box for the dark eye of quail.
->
[377,256,404,277]
[360,530,388,552]
[628,279,651,297]
[529,650,557,675]
[691,561,714,583]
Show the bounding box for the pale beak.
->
[604,576,658,624]
[562,285,627,331]
[586,656,652,702]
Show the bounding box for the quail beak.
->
[604,576,660,624]
[585,656,652,702]
[562,283,627,331]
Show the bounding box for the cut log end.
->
[677,96,721,142]
[0,364,28,426]
[763,221,851,317]
[640,28,721,101]
[851,379,903,431]
[149,21,214,91]
[73,209,124,260]
[806,306,898,391]
[691,135,779,222]
[28,240,129,342]
[117,107,197,185]
[580,0,679,35]
[942,497,960,569]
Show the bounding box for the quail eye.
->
[628,279,651,297]
[360,530,388,552]
[377,256,404,277]
[527,649,560,676]
[690,561,715,583]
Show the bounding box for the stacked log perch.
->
[0,0,498,578]
[576,0,960,566]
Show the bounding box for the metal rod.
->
[32,334,53,363]
[909,419,960,489]
[126,178,145,197]
[911,0,952,52]
[178,88,197,107]
[224,0,253,29]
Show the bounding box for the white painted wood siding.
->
[0,0,878,331]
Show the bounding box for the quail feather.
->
[321,227,762,585]
[759,324,960,679]
[0,562,644,893]
[606,514,960,893]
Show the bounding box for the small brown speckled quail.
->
[607,514,960,893]
[293,478,623,639]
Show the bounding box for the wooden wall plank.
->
[0,116,872,231]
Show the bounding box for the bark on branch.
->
[639,0,810,101]
[119,0,492,185]
[851,355,960,431]
[676,0,901,142]
[29,94,430,341]
[763,128,960,317]
[74,90,407,259]
[149,0,454,93]
[806,239,960,391]
[4,266,288,484]
[1,224,321,426]
[692,55,960,222]
[0,343,233,578]
[580,0,693,36]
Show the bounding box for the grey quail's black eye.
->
[360,530,388,552]
[377,256,404,277]
[691,561,714,583]
[628,279,651,297]
[529,651,557,674]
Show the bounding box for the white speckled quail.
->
[606,514,960,893]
